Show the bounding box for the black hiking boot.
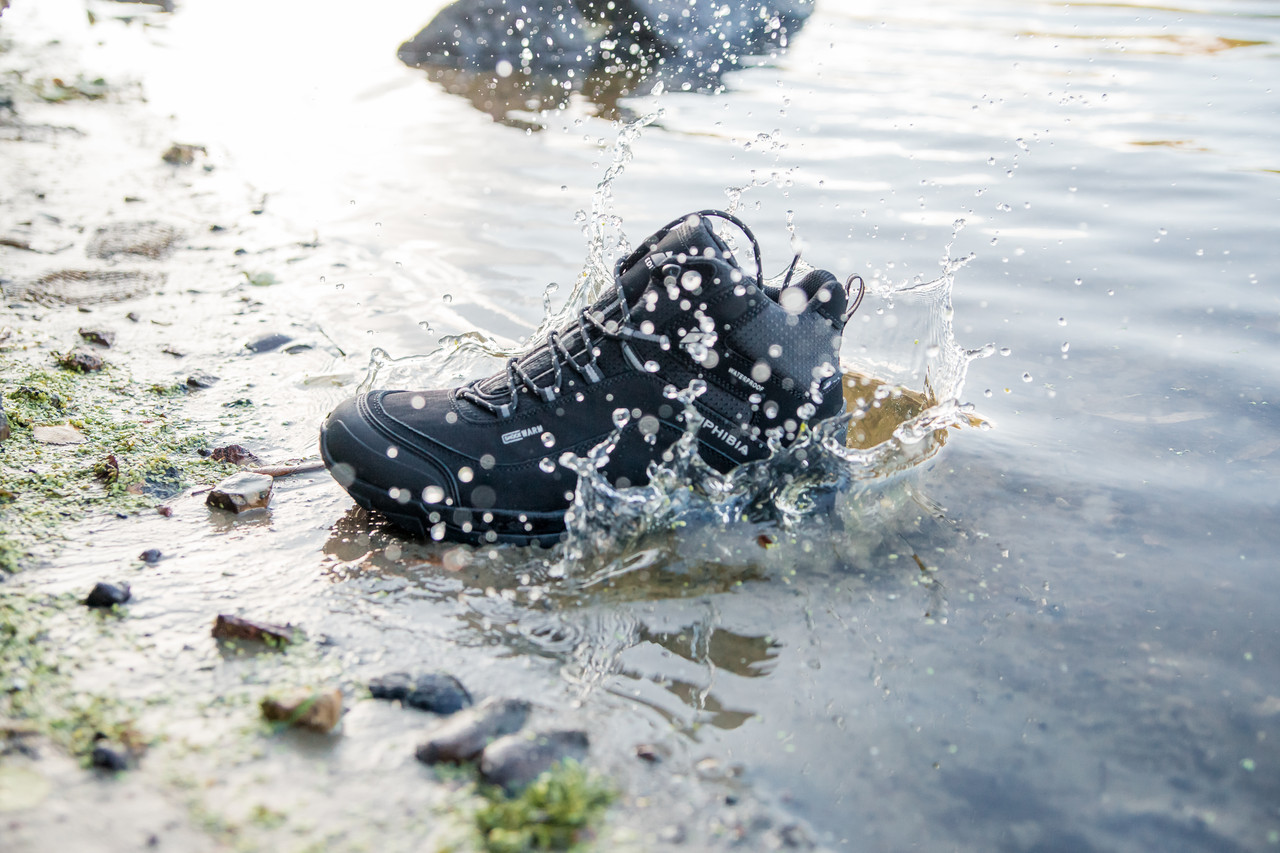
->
[320,210,863,545]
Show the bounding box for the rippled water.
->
[4,0,1279,850]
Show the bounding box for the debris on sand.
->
[211,613,298,647]
[33,423,87,445]
[205,471,273,513]
[261,687,343,734]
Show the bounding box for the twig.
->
[249,459,326,478]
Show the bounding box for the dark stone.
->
[139,548,162,563]
[186,371,220,388]
[283,343,313,354]
[90,743,130,771]
[85,581,131,608]
[478,729,589,793]
[370,672,472,714]
[212,613,296,646]
[205,444,262,466]
[57,348,104,373]
[78,327,115,347]
[415,697,530,765]
[206,471,273,512]
[0,396,9,444]
[245,333,292,353]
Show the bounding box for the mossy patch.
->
[0,356,235,572]
[473,761,614,853]
[0,591,143,762]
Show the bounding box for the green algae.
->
[473,761,614,853]
[0,357,235,572]
[0,591,144,762]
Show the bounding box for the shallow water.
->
[3,0,1279,850]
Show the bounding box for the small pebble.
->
[245,333,292,353]
[78,327,116,348]
[212,613,296,646]
[85,581,131,608]
[261,687,343,733]
[186,371,220,389]
[370,672,472,714]
[90,743,130,771]
[415,697,530,765]
[206,471,273,513]
[478,729,590,793]
[139,548,163,564]
[57,349,104,373]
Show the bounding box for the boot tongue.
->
[617,213,738,301]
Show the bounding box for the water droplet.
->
[458,466,474,483]
[752,361,772,383]
[999,347,1012,357]
[644,360,660,373]
[479,454,496,470]
[1058,317,1067,326]
[779,286,807,315]
[612,408,631,429]
[386,446,399,459]
[680,270,702,290]
[925,344,940,359]
[764,401,780,419]
[688,378,707,397]
[541,432,556,448]
[1061,342,1070,353]
[430,522,447,541]
[1022,372,1033,383]
[983,389,993,398]
[797,402,816,420]
[423,485,445,503]
[411,394,425,409]
[539,457,556,473]
[768,344,783,358]
[443,293,453,303]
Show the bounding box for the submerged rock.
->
[212,613,298,646]
[85,581,131,608]
[245,333,292,353]
[479,729,590,793]
[186,371,220,389]
[415,697,531,765]
[398,0,815,89]
[261,687,343,733]
[206,471,273,513]
[370,672,473,714]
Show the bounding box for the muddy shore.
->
[1,8,838,851]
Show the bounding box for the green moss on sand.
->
[0,357,235,572]
[474,761,614,853]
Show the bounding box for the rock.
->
[161,143,205,166]
[212,613,297,646]
[32,424,86,445]
[478,729,590,793]
[634,743,663,763]
[415,697,530,765]
[0,397,9,444]
[206,471,273,512]
[78,327,116,347]
[186,371,220,389]
[85,581,131,608]
[244,333,292,353]
[56,348,104,372]
[261,687,343,733]
[370,672,472,714]
[90,742,131,771]
[139,548,162,563]
[205,444,262,467]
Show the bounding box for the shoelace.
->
[456,210,769,419]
